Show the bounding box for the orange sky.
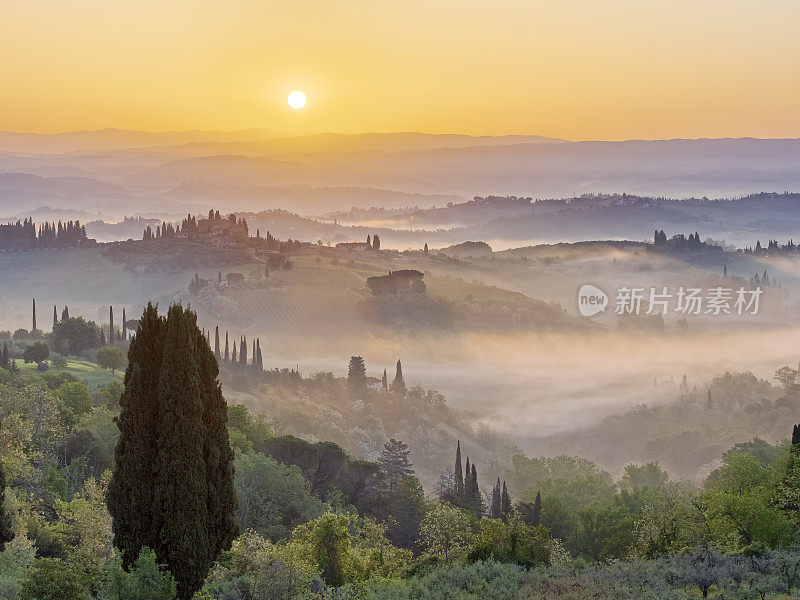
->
[2,0,800,139]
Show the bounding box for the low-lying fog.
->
[259,326,800,456]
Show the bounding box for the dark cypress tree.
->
[62,306,69,320]
[454,441,464,496]
[1,343,8,368]
[381,368,388,390]
[214,326,220,360]
[792,424,800,449]
[231,340,237,363]
[122,307,127,341]
[464,456,471,501]
[532,491,541,526]
[471,463,481,515]
[100,328,107,346]
[255,339,262,371]
[32,298,36,332]
[110,306,115,343]
[251,339,256,367]
[390,359,406,396]
[491,478,501,519]
[194,313,238,563]
[347,356,367,395]
[151,305,211,598]
[53,305,58,331]
[240,335,247,365]
[107,304,164,571]
[108,304,237,599]
[500,481,511,521]
[0,422,13,551]
[224,332,229,362]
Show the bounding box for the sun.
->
[288,90,306,110]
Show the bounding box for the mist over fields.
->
[4,129,800,221]
[3,233,800,471]
[5,128,800,475]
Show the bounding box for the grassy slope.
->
[18,358,123,388]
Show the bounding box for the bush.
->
[0,537,35,600]
[23,342,50,364]
[56,381,94,426]
[51,354,68,368]
[202,531,319,600]
[466,519,550,568]
[101,547,177,600]
[18,557,88,600]
[95,346,126,373]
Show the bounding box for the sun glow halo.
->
[288,90,306,110]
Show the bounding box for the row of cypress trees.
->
[447,441,484,516]
[490,478,512,520]
[106,303,238,599]
[209,325,264,371]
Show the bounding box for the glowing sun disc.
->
[288,90,306,109]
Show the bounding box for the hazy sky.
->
[3,0,800,139]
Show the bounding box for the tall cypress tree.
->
[110,306,115,343]
[491,478,501,519]
[454,441,463,496]
[214,326,220,359]
[500,481,511,521]
[32,298,36,332]
[122,307,127,341]
[240,335,247,365]
[464,456,471,500]
[471,463,480,515]
[232,340,237,363]
[107,304,237,600]
[224,332,229,362]
[62,306,69,320]
[194,313,238,562]
[108,304,164,570]
[391,359,406,396]
[532,491,541,526]
[53,305,58,331]
[151,305,210,598]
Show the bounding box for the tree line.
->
[0,218,88,250]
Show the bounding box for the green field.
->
[18,358,123,388]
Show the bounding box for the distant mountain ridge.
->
[3,131,800,220]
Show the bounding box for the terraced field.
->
[219,263,372,347]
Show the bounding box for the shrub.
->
[18,557,88,600]
[101,547,177,600]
